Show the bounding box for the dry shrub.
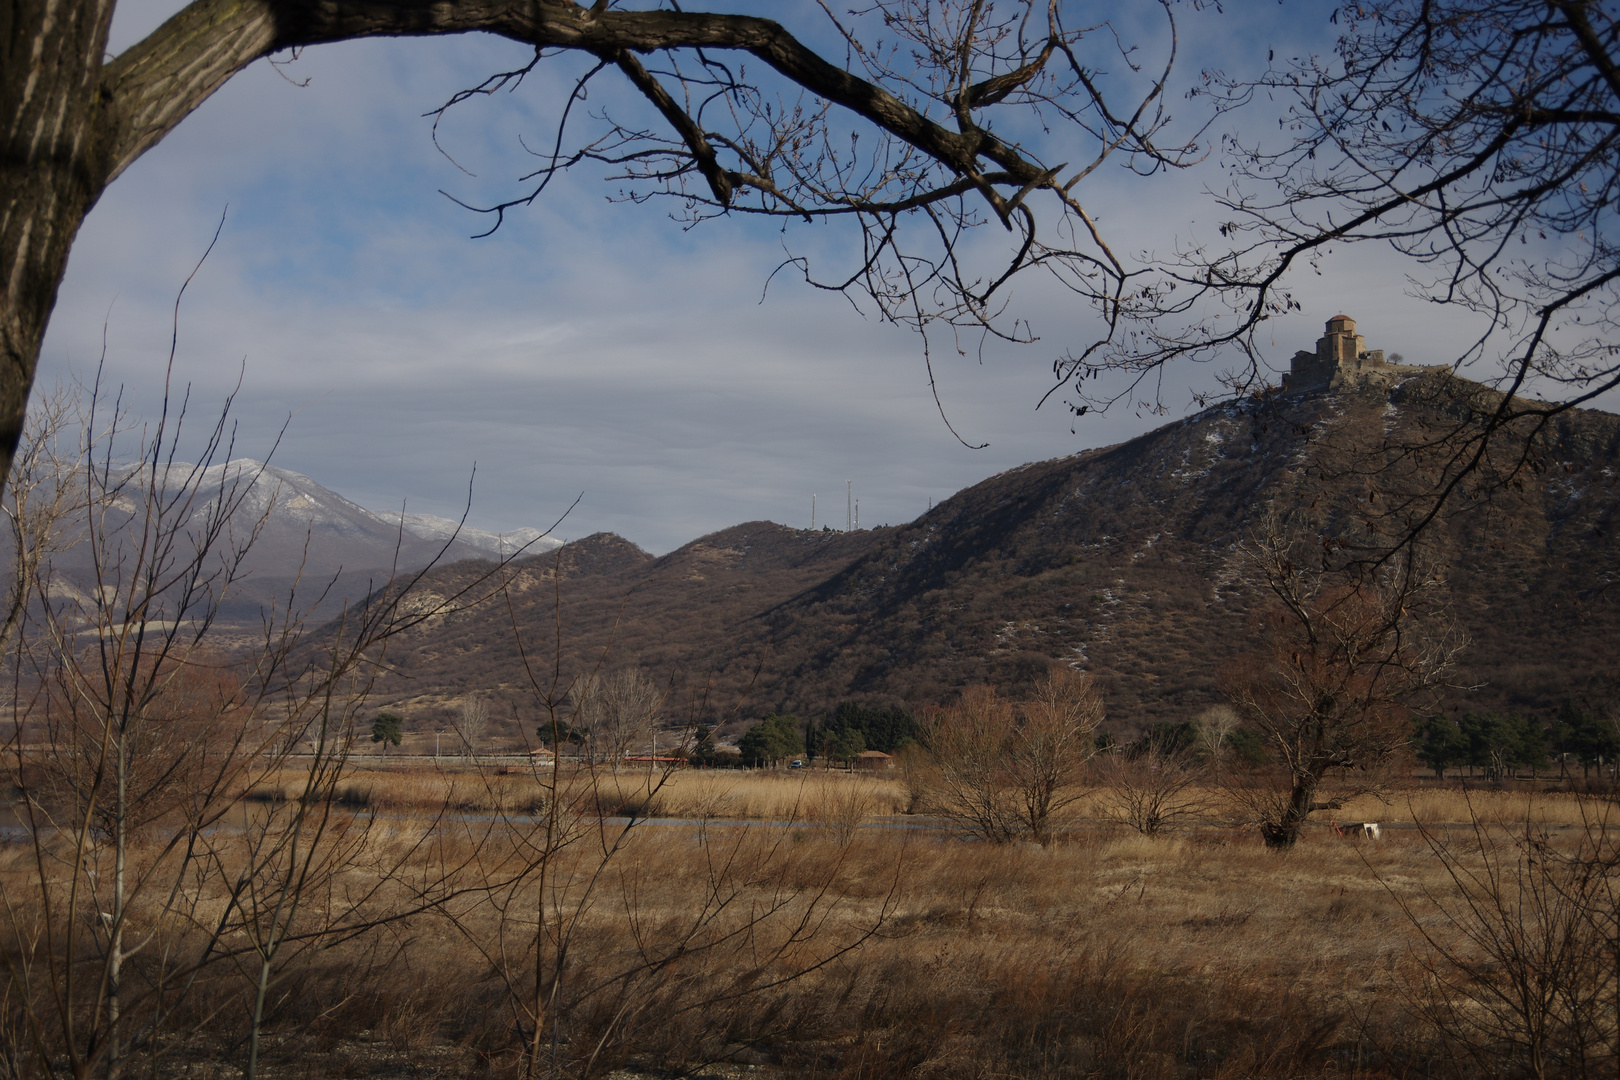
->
[1099,744,1210,835]
[804,779,877,844]
[1391,800,1620,1080]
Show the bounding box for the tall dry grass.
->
[3,796,1545,1079]
[249,762,912,820]
[15,758,1618,1078]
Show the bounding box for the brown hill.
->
[350,372,1620,737]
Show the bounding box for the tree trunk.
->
[1261,776,1317,849]
[1,0,118,490]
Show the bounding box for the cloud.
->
[40,2,1616,555]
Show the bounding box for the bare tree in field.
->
[921,670,1102,845]
[0,296,501,1077]
[920,686,1021,843]
[1100,741,1208,837]
[573,669,662,772]
[1195,705,1241,769]
[1223,513,1464,848]
[1007,669,1105,845]
[453,696,491,759]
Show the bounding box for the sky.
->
[38,0,1615,553]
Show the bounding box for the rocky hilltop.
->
[354,368,1618,734]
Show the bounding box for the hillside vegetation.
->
[354,372,1619,736]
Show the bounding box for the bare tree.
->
[1388,799,1620,1079]
[1223,513,1464,848]
[0,382,87,658]
[453,695,491,760]
[919,686,1022,843]
[1006,669,1103,845]
[573,669,662,772]
[4,1,1202,489]
[1100,741,1209,837]
[1195,704,1241,768]
[920,670,1101,845]
[0,311,496,1078]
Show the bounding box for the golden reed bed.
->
[253,759,1609,829]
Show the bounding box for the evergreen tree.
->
[369,712,403,754]
[1458,713,1547,779]
[536,719,585,747]
[1557,701,1619,778]
[824,727,867,769]
[1413,715,1468,780]
[826,702,917,754]
[738,714,804,767]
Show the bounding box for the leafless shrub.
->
[806,780,874,847]
[1388,798,1620,1080]
[919,670,1102,844]
[1100,743,1210,836]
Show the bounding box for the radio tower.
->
[811,493,816,530]
[846,481,852,532]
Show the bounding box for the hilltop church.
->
[1284,314,1430,393]
[1286,314,1389,391]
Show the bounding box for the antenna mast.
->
[847,480,852,532]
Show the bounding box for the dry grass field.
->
[259,759,1608,828]
[10,762,1614,1079]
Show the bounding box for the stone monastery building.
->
[1287,314,1391,391]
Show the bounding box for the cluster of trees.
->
[526,670,665,766]
[736,713,803,768]
[806,702,918,766]
[715,702,919,770]
[1415,704,1620,780]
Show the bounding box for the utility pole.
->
[811,493,816,529]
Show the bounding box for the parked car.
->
[789,759,806,769]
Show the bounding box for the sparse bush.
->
[918,670,1102,844]
[1101,742,1209,835]
[1393,798,1620,1079]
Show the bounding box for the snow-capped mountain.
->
[380,511,560,559]
[122,458,560,567]
[64,458,562,626]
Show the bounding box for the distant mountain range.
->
[333,370,1618,737]
[42,458,560,629]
